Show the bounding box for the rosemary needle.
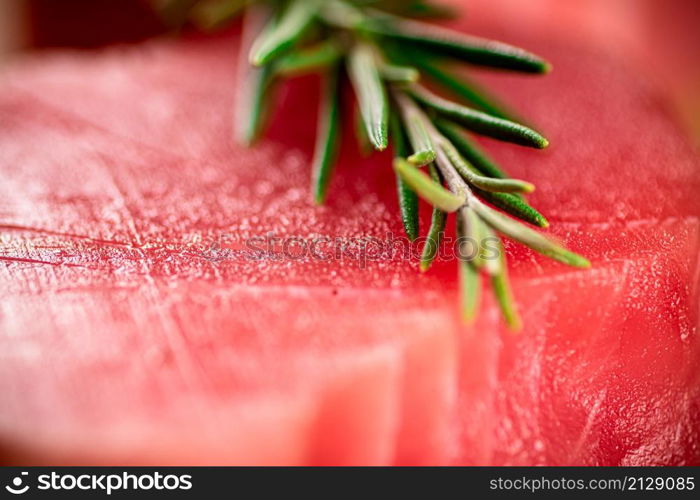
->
[393,158,465,212]
[420,164,447,271]
[458,257,481,323]
[457,208,490,321]
[250,0,319,66]
[490,241,522,330]
[410,84,549,149]
[434,118,511,179]
[437,136,535,194]
[275,40,344,77]
[476,189,549,228]
[473,200,590,268]
[401,1,456,19]
[311,66,342,205]
[359,13,551,74]
[348,43,390,150]
[460,206,499,274]
[235,6,277,146]
[394,91,436,166]
[381,64,420,83]
[476,218,503,276]
[355,106,373,156]
[398,47,518,121]
[320,0,365,30]
[236,63,275,145]
[417,105,534,193]
[390,112,420,240]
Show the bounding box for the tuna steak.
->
[0,15,698,465]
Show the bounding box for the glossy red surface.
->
[0,10,698,465]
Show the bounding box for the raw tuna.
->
[0,8,698,465]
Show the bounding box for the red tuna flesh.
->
[0,15,698,465]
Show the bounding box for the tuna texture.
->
[0,13,698,465]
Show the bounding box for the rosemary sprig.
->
[473,200,589,268]
[156,0,590,328]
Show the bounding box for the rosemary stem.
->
[420,164,448,271]
[393,158,465,212]
[393,90,436,166]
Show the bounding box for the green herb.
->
[458,257,481,323]
[357,12,551,73]
[437,135,534,194]
[473,200,589,268]
[249,0,319,66]
[433,118,512,179]
[275,39,343,76]
[393,92,436,166]
[348,43,389,150]
[390,111,420,241]
[311,65,342,204]
[381,64,420,83]
[370,0,457,19]
[156,0,589,328]
[475,189,549,228]
[391,46,518,121]
[409,84,549,148]
[393,158,465,212]
[460,206,499,274]
[490,240,522,330]
[234,6,277,146]
[420,164,447,272]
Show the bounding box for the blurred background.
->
[0,0,699,142]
